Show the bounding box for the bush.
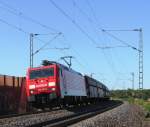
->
[143,102,150,112]
[128,97,134,104]
[135,99,144,105]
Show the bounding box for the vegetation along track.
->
[0,100,122,127]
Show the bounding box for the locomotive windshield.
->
[29,68,54,79]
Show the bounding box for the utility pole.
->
[30,33,39,68]
[60,56,74,68]
[30,33,33,68]
[29,32,62,68]
[131,72,134,90]
[101,28,144,90]
[133,28,143,90]
[138,28,143,90]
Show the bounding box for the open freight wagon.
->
[0,75,26,115]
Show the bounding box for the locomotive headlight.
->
[52,88,55,91]
[48,82,56,87]
[29,84,35,89]
[30,90,34,94]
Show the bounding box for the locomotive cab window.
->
[29,68,54,79]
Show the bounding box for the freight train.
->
[26,60,110,108]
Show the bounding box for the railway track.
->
[0,107,63,119]
[30,100,122,127]
[0,100,122,127]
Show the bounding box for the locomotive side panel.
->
[61,67,87,97]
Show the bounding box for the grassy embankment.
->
[127,97,150,112]
[111,89,150,113]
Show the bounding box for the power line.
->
[86,0,103,28]
[48,0,104,75]
[0,17,61,47]
[82,0,119,77]
[61,34,94,73]
[85,0,139,53]
[86,1,120,78]
[0,16,64,68]
[33,32,62,55]
[102,29,140,52]
[0,0,60,33]
[72,0,105,44]
[86,0,97,22]
[30,32,62,67]
[72,0,94,24]
[71,0,119,78]
[97,45,129,49]
[60,48,89,73]
[55,32,94,74]
[42,47,69,51]
[83,0,138,53]
[100,30,142,83]
[101,29,139,32]
[40,31,90,72]
[49,0,100,46]
[0,18,29,34]
[72,0,102,41]
[102,28,144,90]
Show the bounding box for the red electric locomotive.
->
[26,60,109,107]
[26,60,87,107]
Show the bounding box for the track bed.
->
[0,100,122,127]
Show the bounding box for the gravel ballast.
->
[0,102,113,127]
[0,109,74,127]
[70,102,146,127]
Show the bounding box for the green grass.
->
[113,97,150,112]
[133,99,150,112]
[128,97,135,104]
[143,102,150,112]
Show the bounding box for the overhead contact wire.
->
[0,0,60,33]
[49,0,100,46]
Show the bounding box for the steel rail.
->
[29,101,123,127]
[0,108,61,119]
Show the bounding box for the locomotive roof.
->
[42,60,82,76]
[58,63,82,76]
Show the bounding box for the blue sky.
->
[0,0,149,90]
